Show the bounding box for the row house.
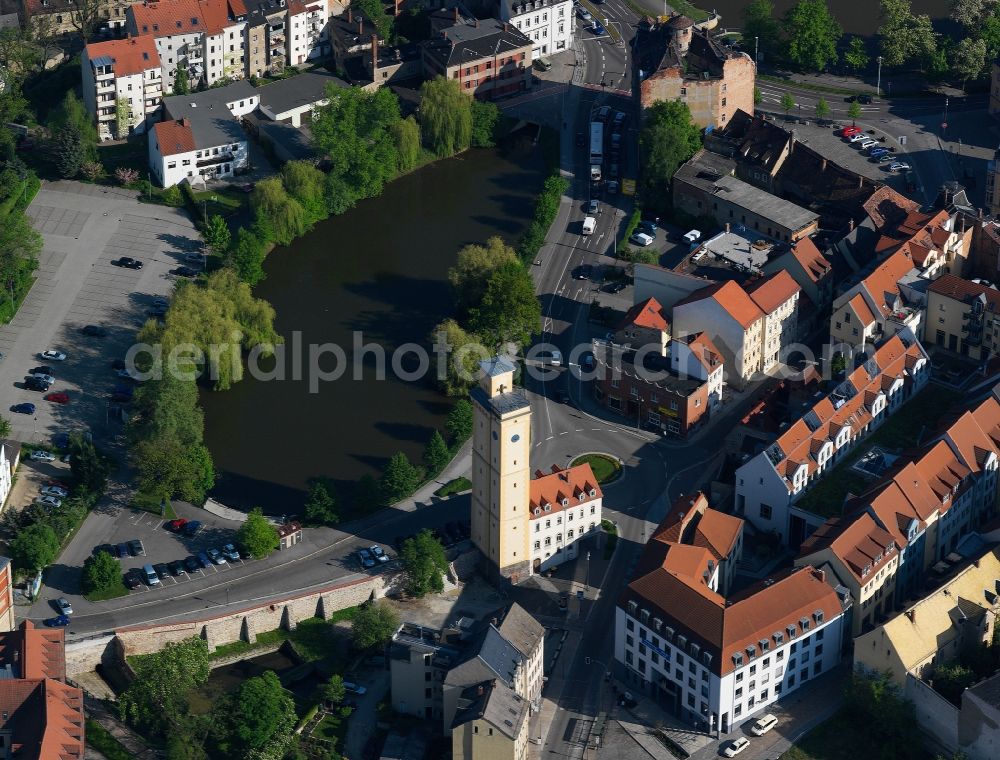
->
[500,0,573,58]
[420,18,533,101]
[672,273,799,391]
[925,274,1000,360]
[615,496,849,736]
[20,0,135,38]
[81,35,163,140]
[735,333,931,546]
[670,332,725,413]
[614,297,671,355]
[528,464,602,573]
[760,237,834,338]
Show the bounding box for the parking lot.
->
[0,181,201,445]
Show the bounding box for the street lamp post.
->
[943,96,950,137]
[754,36,758,67]
[876,55,882,98]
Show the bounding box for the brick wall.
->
[641,55,754,130]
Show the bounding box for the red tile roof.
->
[746,270,800,313]
[675,280,764,330]
[862,186,920,230]
[928,274,1000,313]
[131,0,208,36]
[798,513,898,582]
[153,119,196,157]
[529,464,602,518]
[85,36,160,77]
[681,332,723,375]
[790,237,832,284]
[857,248,915,316]
[618,297,669,332]
[847,293,876,327]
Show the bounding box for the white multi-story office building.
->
[499,0,573,57]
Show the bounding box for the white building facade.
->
[500,0,573,57]
[82,37,164,140]
[529,489,602,573]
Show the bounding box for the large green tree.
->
[843,36,870,71]
[471,100,501,148]
[468,261,542,350]
[448,236,519,316]
[401,529,449,597]
[53,123,84,178]
[419,76,472,157]
[843,668,924,760]
[303,481,338,525]
[203,215,231,256]
[391,115,421,173]
[229,228,267,286]
[218,670,296,759]
[445,399,473,445]
[742,0,780,59]
[785,0,842,71]
[9,522,59,573]
[950,0,997,29]
[82,551,122,596]
[878,0,937,68]
[953,36,988,88]
[351,601,400,650]
[236,508,279,559]
[638,100,701,211]
[431,318,483,396]
[423,431,450,476]
[250,178,308,246]
[280,160,327,224]
[118,638,210,737]
[381,452,421,503]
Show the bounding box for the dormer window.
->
[589,488,597,497]
[813,610,824,624]
[628,601,638,615]
[689,643,699,658]
[677,635,687,650]
[544,503,551,512]
[786,624,796,639]
[732,653,744,667]
[653,618,662,632]
[640,609,650,624]
[759,639,769,652]
[664,626,675,640]
[702,652,712,667]
[745,645,756,658]
[533,508,540,516]
[773,632,784,645]
[800,617,811,631]
[561,497,569,507]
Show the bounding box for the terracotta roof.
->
[746,270,800,313]
[799,513,898,582]
[153,119,196,157]
[848,293,876,326]
[928,274,1000,313]
[675,280,764,330]
[618,297,669,332]
[131,0,208,36]
[862,186,920,230]
[680,332,723,375]
[529,464,602,517]
[790,237,832,284]
[858,248,915,316]
[85,36,160,76]
[198,0,233,35]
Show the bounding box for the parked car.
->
[117,543,130,559]
[878,153,895,163]
[222,543,241,562]
[869,147,889,157]
[604,280,627,294]
[81,325,108,337]
[573,264,593,280]
[153,563,170,580]
[169,559,187,576]
[45,615,71,627]
[535,349,562,366]
[596,105,610,122]
[370,545,389,563]
[128,539,145,556]
[358,549,376,569]
[25,376,50,392]
[29,450,55,462]
[607,180,619,194]
[637,220,658,236]
[889,162,911,171]
[54,597,72,615]
[11,403,35,414]
[577,7,591,20]
[184,556,202,573]
[183,520,203,536]
[124,568,143,589]
[629,232,654,247]
[93,544,115,557]
[841,126,862,137]
[40,350,66,362]
[858,139,877,150]
[113,257,143,269]
[586,199,599,214]
[197,551,212,568]
[30,373,54,385]
[30,366,52,376]
[44,392,69,404]
[848,133,867,143]
[207,548,227,565]
[172,266,198,277]
[167,518,189,532]
[591,22,606,34]
[42,484,69,498]
[723,738,750,757]
[612,111,626,128]
[750,714,778,736]
[35,495,61,509]
[343,682,367,695]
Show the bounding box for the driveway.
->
[0,181,200,446]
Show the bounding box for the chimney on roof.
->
[503,22,509,32]
[789,130,795,154]
[905,609,915,623]
[821,158,827,172]
[491,617,498,626]
[347,7,352,23]
[725,222,730,234]
[812,568,825,583]
[848,218,855,232]
[371,33,377,74]
[858,174,864,189]
[454,6,459,20]
[181,117,190,127]
[477,684,484,695]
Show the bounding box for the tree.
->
[119,638,211,737]
[423,431,450,477]
[0,27,40,86]
[250,178,307,246]
[203,215,231,256]
[380,452,421,504]
[353,0,394,41]
[236,508,279,559]
[638,100,702,210]
[983,8,1000,61]
[82,551,122,596]
[785,0,842,71]
[303,481,338,525]
[115,96,131,138]
[469,260,542,350]
[391,115,421,173]
[420,77,473,156]
[950,0,997,29]
[780,91,796,118]
[742,0,780,59]
[848,100,862,122]
[70,434,110,494]
[953,36,988,89]
[9,522,59,573]
[221,670,296,759]
[50,92,98,162]
[878,0,937,68]
[0,416,9,438]
[471,100,501,148]
[843,36,870,72]
[844,668,925,760]
[230,228,268,286]
[80,160,104,181]
[174,66,190,95]
[351,601,400,650]
[400,529,449,597]
[753,87,762,105]
[432,318,482,396]
[814,97,831,121]
[445,400,473,446]
[448,236,519,315]
[115,166,140,186]
[932,662,976,705]
[281,160,327,224]
[53,123,84,178]
[321,674,346,706]
[69,0,103,43]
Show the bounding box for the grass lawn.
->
[779,710,933,760]
[572,453,621,484]
[210,612,358,663]
[98,141,148,176]
[129,490,177,519]
[85,719,135,760]
[795,385,961,518]
[434,477,471,498]
[84,580,130,602]
[192,188,247,219]
[312,711,349,745]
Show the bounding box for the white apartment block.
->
[500,0,573,57]
[82,36,164,140]
[670,332,725,412]
[734,333,930,545]
[529,464,602,573]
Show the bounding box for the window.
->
[735,687,743,698]
[760,504,772,520]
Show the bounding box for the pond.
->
[200,139,547,513]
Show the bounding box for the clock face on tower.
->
[511,434,520,442]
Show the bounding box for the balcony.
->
[196,152,236,168]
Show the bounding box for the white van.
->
[682,229,701,245]
[590,165,602,181]
[582,216,596,236]
[750,714,778,736]
[143,563,160,586]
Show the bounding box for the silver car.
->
[358,549,376,569]
[55,597,73,615]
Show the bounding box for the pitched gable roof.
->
[928,274,1000,313]
[153,119,196,157]
[528,464,602,517]
[847,293,876,326]
[618,296,669,332]
[746,270,800,313]
[790,237,832,284]
[85,35,160,76]
[675,280,764,329]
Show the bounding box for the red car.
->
[167,518,188,532]
[841,126,862,137]
[44,392,69,404]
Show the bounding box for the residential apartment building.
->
[747,271,800,372]
[389,603,543,758]
[638,16,754,130]
[148,80,258,186]
[420,18,533,101]
[795,513,899,635]
[0,621,85,757]
[593,341,711,437]
[529,464,602,573]
[925,274,1000,359]
[759,237,833,336]
[0,557,13,632]
[670,332,725,412]
[0,443,16,516]
[499,0,573,57]
[20,0,135,37]
[673,150,820,244]
[615,495,849,735]
[734,334,931,546]
[82,35,163,140]
[614,297,670,354]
